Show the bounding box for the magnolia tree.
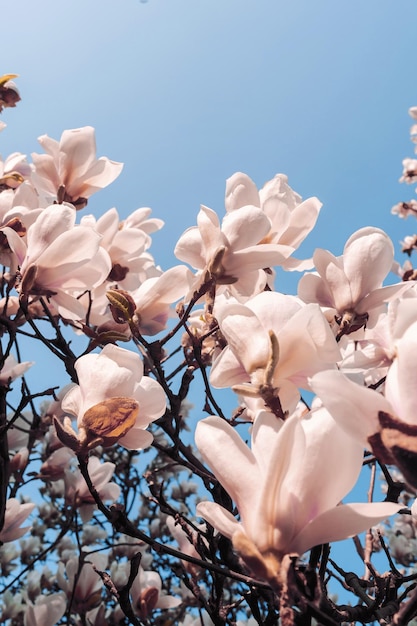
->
[1,75,417,626]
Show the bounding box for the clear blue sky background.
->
[1,0,416,599]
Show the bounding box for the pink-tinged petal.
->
[291,502,402,556]
[281,256,315,271]
[196,501,241,539]
[226,269,267,299]
[251,411,284,472]
[133,376,166,423]
[36,133,60,158]
[226,244,294,274]
[248,291,301,331]
[59,126,97,181]
[297,272,335,308]
[385,330,417,424]
[135,266,193,308]
[225,172,260,212]
[95,207,120,247]
[310,370,389,445]
[31,154,60,195]
[277,304,340,381]
[356,283,412,314]
[156,596,182,610]
[118,428,154,450]
[313,249,353,312]
[25,205,76,267]
[195,416,260,529]
[71,157,123,198]
[61,385,82,417]
[35,226,101,271]
[216,304,270,375]
[279,197,322,249]
[343,228,394,302]
[255,414,303,553]
[392,299,417,342]
[259,173,302,210]
[280,408,364,540]
[174,226,206,269]
[1,226,27,265]
[222,206,271,250]
[48,290,87,321]
[210,345,248,388]
[197,206,224,260]
[101,344,144,376]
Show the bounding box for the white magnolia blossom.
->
[175,203,294,299]
[0,355,33,384]
[210,291,340,415]
[64,455,121,523]
[4,203,111,319]
[31,126,123,208]
[225,171,321,270]
[23,593,66,626]
[195,409,400,584]
[0,498,35,543]
[57,344,166,452]
[311,315,417,488]
[298,227,408,335]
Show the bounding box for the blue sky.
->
[2,0,417,284]
[1,0,416,602]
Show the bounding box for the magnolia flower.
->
[391,200,417,219]
[57,552,107,613]
[210,291,340,416]
[4,203,111,319]
[174,204,293,299]
[31,126,123,208]
[0,355,33,384]
[23,593,66,626]
[129,265,193,335]
[55,344,166,454]
[311,312,417,488]
[225,172,321,270]
[0,498,35,543]
[112,562,181,619]
[64,456,120,522]
[298,227,407,336]
[81,207,151,290]
[195,410,400,585]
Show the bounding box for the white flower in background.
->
[311,319,417,489]
[195,410,400,585]
[23,593,66,626]
[210,291,340,416]
[31,126,123,209]
[64,456,120,523]
[391,200,417,219]
[57,552,107,613]
[112,562,181,620]
[0,498,35,543]
[400,158,417,184]
[55,344,166,453]
[298,227,408,336]
[225,171,321,270]
[0,355,33,384]
[175,204,293,299]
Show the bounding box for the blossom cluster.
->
[1,76,417,625]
